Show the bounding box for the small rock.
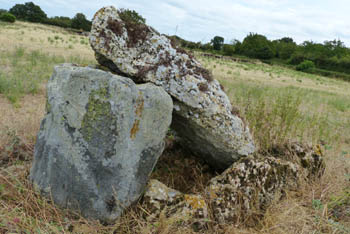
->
[143,179,208,227]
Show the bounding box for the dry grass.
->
[0,21,94,59]
[0,94,45,146]
[0,21,350,233]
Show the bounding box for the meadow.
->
[0,21,350,233]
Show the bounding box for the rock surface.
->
[206,142,325,224]
[143,179,208,226]
[89,6,255,170]
[30,64,173,223]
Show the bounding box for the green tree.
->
[211,36,224,50]
[273,37,297,60]
[240,33,274,59]
[71,13,91,31]
[0,9,7,15]
[0,12,16,23]
[9,2,47,22]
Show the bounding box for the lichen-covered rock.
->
[30,64,173,223]
[207,156,300,224]
[206,142,325,224]
[143,179,208,226]
[268,142,325,178]
[89,6,255,170]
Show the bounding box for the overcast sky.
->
[1,0,350,45]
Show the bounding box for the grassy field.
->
[0,21,350,233]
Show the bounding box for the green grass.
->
[220,79,346,151]
[0,47,95,104]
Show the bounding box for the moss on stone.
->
[81,87,112,142]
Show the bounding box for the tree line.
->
[0,2,91,31]
[175,33,350,80]
[1,3,349,80]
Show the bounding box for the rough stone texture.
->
[267,142,325,179]
[89,6,255,170]
[29,64,173,223]
[206,142,325,224]
[143,179,208,226]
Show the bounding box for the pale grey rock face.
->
[89,6,255,170]
[29,64,173,223]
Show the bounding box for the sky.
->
[1,0,350,45]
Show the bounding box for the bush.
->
[296,60,315,72]
[9,2,47,23]
[0,9,7,15]
[71,13,91,31]
[240,33,274,59]
[44,16,71,28]
[222,44,235,56]
[0,12,16,23]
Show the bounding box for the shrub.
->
[240,33,274,59]
[71,13,91,31]
[296,60,315,72]
[44,16,71,28]
[0,9,7,15]
[9,2,47,23]
[0,12,16,23]
[222,44,235,56]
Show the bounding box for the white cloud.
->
[1,0,350,45]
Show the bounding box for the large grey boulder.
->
[30,64,173,223]
[89,6,255,170]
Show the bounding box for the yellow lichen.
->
[314,144,323,157]
[184,194,206,209]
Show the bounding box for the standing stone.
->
[30,64,173,223]
[89,6,255,170]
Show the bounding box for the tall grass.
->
[221,80,342,151]
[0,47,95,104]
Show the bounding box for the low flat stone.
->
[206,142,325,224]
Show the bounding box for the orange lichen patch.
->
[130,119,140,139]
[184,194,206,210]
[130,95,144,139]
[135,95,144,117]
